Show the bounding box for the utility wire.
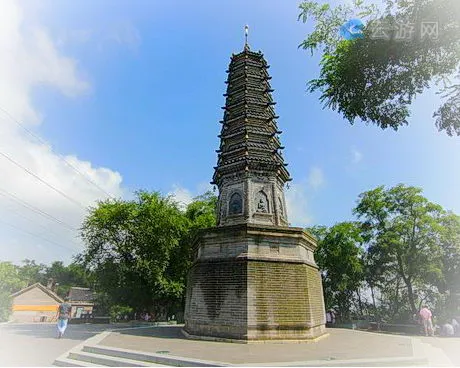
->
[0,150,87,210]
[0,106,115,199]
[6,202,82,246]
[0,188,78,231]
[0,218,80,253]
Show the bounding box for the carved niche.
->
[228,192,243,215]
[255,191,269,213]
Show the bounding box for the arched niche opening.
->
[255,191,269,213]
[228,192,243,215]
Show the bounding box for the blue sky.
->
[0,0,458,264]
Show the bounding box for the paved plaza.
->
[0,323,113,366]
[1,323,459,366]
[96,325,456,366]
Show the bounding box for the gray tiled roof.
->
[69,287,94,302]
[212,47,291,185]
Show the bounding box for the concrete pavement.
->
[3,323,457,366]
[96,326,421,365]
[0,323,113,366]
[418,335,460,366]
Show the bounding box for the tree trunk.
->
[370,285,378,320]
[406,281,417,314]
[396,253,417,314]
[391,278,401,320]
[356,289,364,316]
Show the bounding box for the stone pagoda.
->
[183,32,326,341]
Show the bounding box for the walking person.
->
[56,297,72,339]
[419,305,434,336]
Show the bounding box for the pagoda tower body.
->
[183,43,326,341]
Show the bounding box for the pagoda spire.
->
[212,42,291,227]
[183,40,327,344]
[244,25,249,51]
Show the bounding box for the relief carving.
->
[278,197,284,217]
[255,191,269,213]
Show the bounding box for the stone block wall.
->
[247,261,325,340]
[184,259,248,339]
[184,224,326,341]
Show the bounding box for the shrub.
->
[109,305,133,322]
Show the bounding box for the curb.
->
[54,326,431,367]
[85,345,230,367]
[235,356,428,367]
[53,330,111,366]
[54,328,230,367]
[182,328,330,344]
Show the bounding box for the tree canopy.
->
[78,190,217,318]
[298,0,460,135]
[310,222,364,320]
[354,184,444,314]
[0,262,26,321]
[44,261,92,298]
[310,184,460,323]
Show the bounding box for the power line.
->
[6,202,82,246]
[0,218,80,253]
[0,106,115,199]
[0,188,78,231]
[0,150,87,210]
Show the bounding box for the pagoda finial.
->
[244,25,250,51]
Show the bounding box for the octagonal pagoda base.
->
[183,224,326,341]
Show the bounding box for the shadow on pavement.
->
[114,325,184,339]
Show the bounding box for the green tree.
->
[78,190,217,319]
[0,262,26,322]
[78,191,190,318]
[109,305,134,322]
[312,222,365,321]
[298,0,460,135]
[167,191,217,294]
[44,261,92,298]
[184,191,217,230]
[354,184,444,315]
[17,259,47,286]
[437,213,460,316]
[306,225,328,242]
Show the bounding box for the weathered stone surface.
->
[184,224,326,341]
[184,43,326,342]
[212,46,290,229]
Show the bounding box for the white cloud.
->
[106,21,141,50]
[286,166,325,226]
[307,167,325,190]
[168,182,216,210]
[0,0,124,265]
[197,181,214,195]
[169,185,194,210]
[57,22,141,52]
[351,146,363,164]
[285,182,312,227]
[58,29,93,46]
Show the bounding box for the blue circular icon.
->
[340,18,365,40]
